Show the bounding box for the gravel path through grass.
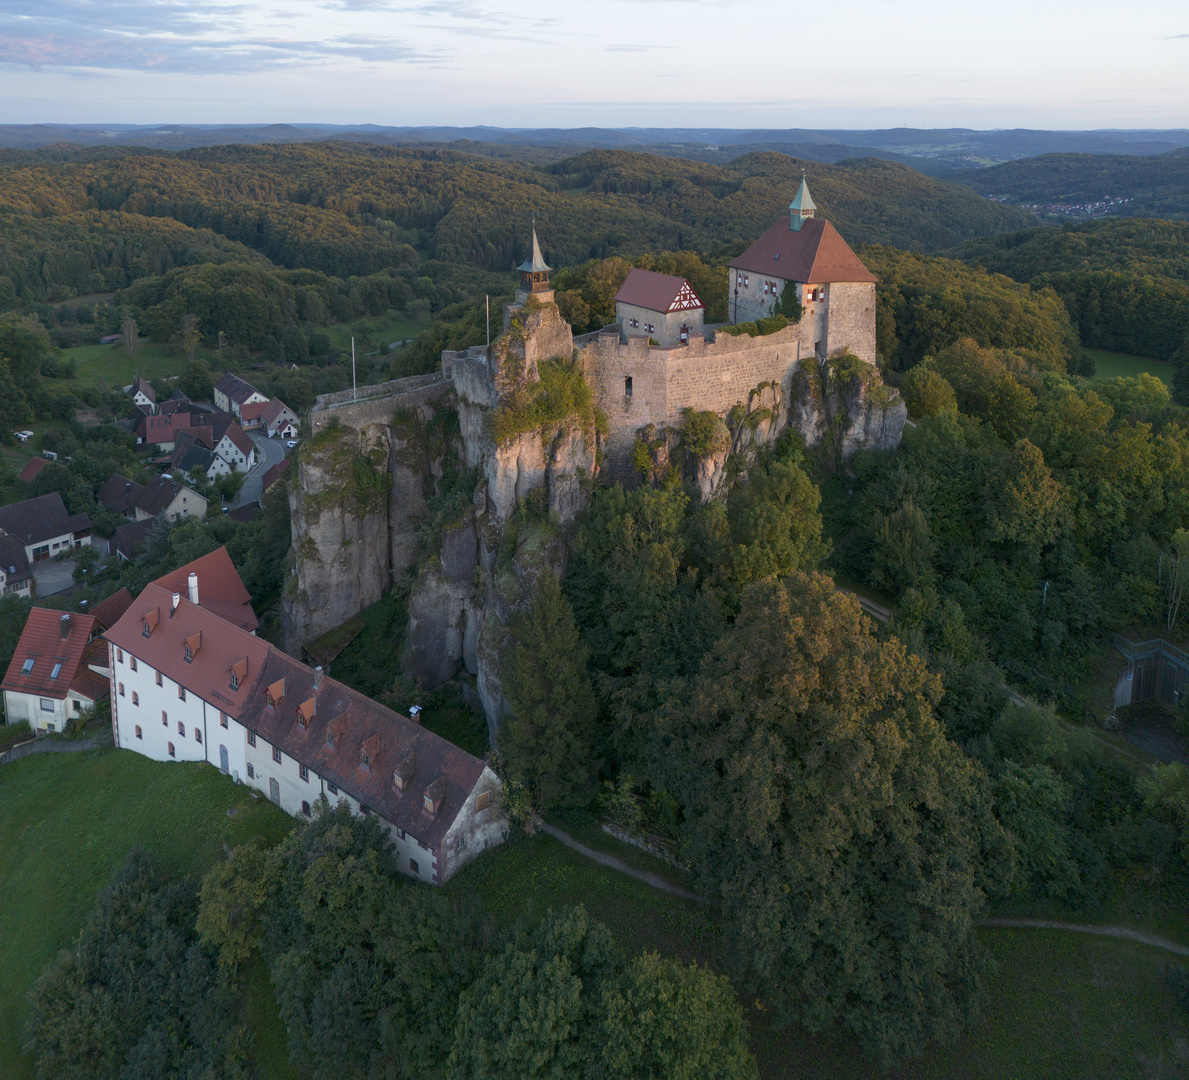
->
[979,917,1189,956]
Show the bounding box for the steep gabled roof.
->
[90,587,134,630]
[151,547,259,633]
[2,608,103,700]
[0,532,31,583]
[614,268,705,315]
[18,457,50,484]
[105,583,271,713]
[132,378,156,404]
[259,398,297,427]
[134,476,191,517]
[112,518,155,560]
[261,459,290,493]
[239,400,269,425]
[218,422,254,459]
[239,650,487,849]
[0,493,88,547]
[729,216,877,284]
[97,474,144,515]
[214,373,262,405]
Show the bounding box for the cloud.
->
[0,0,443,73]
[605,44,675,52]
[1163,32,1189,38]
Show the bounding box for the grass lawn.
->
[1086,348,1175,386]
[323,311,426,354]
[53,340,192,388]
[0,747,292,1078]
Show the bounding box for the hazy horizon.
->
[2,0,1186,130]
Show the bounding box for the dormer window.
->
[184,632,201,663]
[422,776,446,818]
[265,678,285,709]
[296,698,315,729]
[360,732,381,772]
[393,751,416,793]
[228,658,247,692]
[325,715,346,749]
[142,608,159,637]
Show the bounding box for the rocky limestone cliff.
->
[789,352,908,457]
[285,299,601,742]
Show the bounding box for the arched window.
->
[118,683,124,697]
[168,742,175,758]
[135,725,142,739]
[178,721,185,737]
[162,710,168,726]
[131,691,139,706]
[195,728,202,744]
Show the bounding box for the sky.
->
[1,0,1187,129]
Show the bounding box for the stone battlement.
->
[310,371,452,433]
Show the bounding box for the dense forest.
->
[954,219,1189,375]
[959,149,1189,220]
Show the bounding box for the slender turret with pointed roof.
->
[515,221,554,303]
[789,173,816,231]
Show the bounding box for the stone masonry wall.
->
[824,281,877,364]
[309,372,452,434]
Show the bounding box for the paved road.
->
[230,433,287,510]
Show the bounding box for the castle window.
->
[220,712,228,728]
[178,686,186,701]
[156,671,162,686]
[476,791,491,812]
[162,710,167,725]
[301,800,311,817]
[178,721,185,736]
[624,376,633,397]
[272,745,282,764]
[115,649,122,663]
[195,728,201,744]
[119,682,124,697]
[409,859,418,874]
[131,691,139,706]
[327,782,338,794]
[300,764,309,782]
[130,658,137,672]
[134,725,142,739]
[248,731,256,747]
[247,763,254,779]
[168,742,175,758]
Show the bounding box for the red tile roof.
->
[18,457,50,484]
[729,217,877,284]
[103,573,492,851]
[2,609,104,700]
[141,413,192,445]
[220,422,254,459]
[614,268,705,314]
[238,650,487,849]
[89,588,134,630]
[106,583,272,715]
[150,547,259,633]
[261,459,290,493]
[259,399,297,428]
[239,401,269,425]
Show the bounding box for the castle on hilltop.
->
[541,177,892,477]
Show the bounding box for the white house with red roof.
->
[3,610,110,730]
[103,548,505,883]
[613,268,705,348]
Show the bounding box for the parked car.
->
[13,430,33,442]
[286,440,299,448]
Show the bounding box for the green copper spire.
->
[516,223,552,274]
[789,173,816,231]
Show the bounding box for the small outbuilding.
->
[613,268,705,347]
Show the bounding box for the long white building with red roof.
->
[103,549,506,884]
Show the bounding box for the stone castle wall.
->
[309,372,453,434]
[579,318,818,477]
[822,281,877,365]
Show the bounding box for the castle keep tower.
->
[515,224,554,304]
[728,175,877,361]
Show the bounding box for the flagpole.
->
[352,337,357,404]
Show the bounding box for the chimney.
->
[313,665,323,689]
[409,705,422,725]
[59,613,71,638]
[171,592,180,614]
[188,572,199,606]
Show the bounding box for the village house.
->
[97,474,145,520]
[17,457,51,484]
[0,531,32,598]
[257,399,300,440]
[138,412,192,453]
[0,493,91,564]
[213,374,268,420]
[129,378,157,414]
[112,519,155,562]
[132,476,208,523]
[2,589,131,731]
[103,551,505,883]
